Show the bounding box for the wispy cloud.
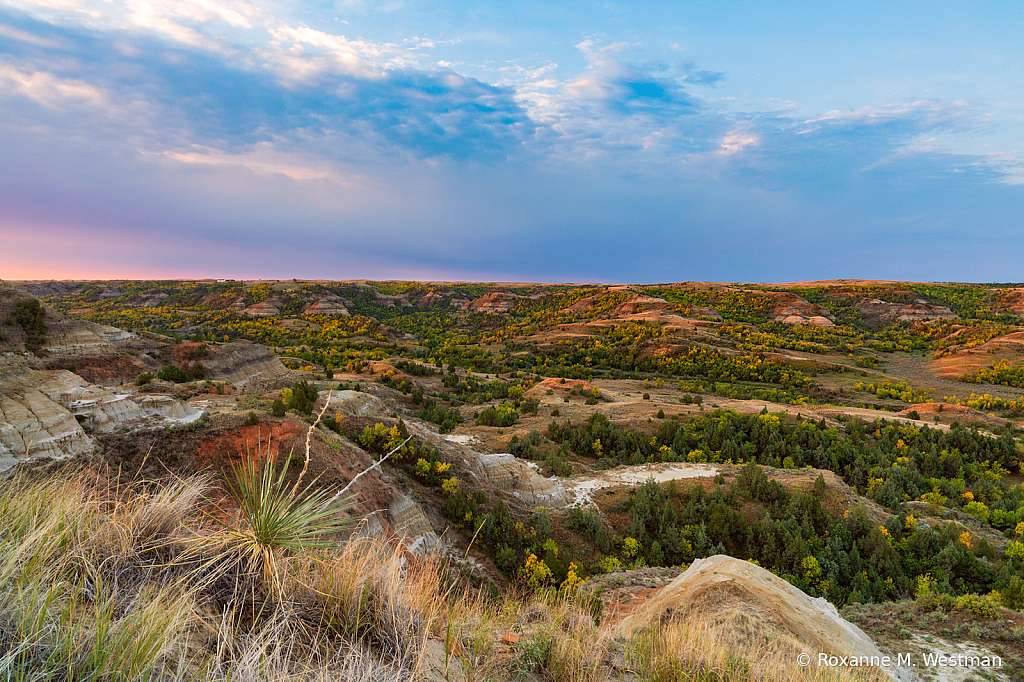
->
[565,40,700,112]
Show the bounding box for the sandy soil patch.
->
[565,462,719,507]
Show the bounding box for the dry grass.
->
[623,613,889,682]
[0,459,890,682]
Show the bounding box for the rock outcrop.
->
[0,386,94,469]
[773,304,835,326]
[303,295,351,316]
[197,342,290,386]
[615,555,913,681]
[474,453,567,506]
[140,292,169,307]
[242,297,283,316]
[318,390,389,418]
[389,493,440,555]
[0,286,138,357]
[466,292,522,313]
[43,319,138,356]
[35,370,201,432]
[768,292,835,326]
[0,368,202,470]
[855,298,956,326]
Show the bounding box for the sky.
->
[1,0,1023,283]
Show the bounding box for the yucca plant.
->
[211,449,354,595]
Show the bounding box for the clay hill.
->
[614,555,913,680]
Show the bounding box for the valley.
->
[1,278,1023,680]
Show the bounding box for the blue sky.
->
[1,0,1022,282]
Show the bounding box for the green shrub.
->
[543,451,573,477]
[1002,575,1024,610]
[954,593,1001,619]
[13,298,47,351]
[246,412,260,426]
[282,380,319,416]
[566,508,603,538]
[157,365,190,383]
[135,372,155,386]
[916,591,955,612]
[415,398,463,433]
[477,402,519,427]
[533,509,553,540]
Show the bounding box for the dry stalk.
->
[290,389,332,499]
[325,435,412,508]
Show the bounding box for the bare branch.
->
[290,388,332,499]
[318,435,412,512]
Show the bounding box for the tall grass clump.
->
[0,469,207,681]
[510,596,610,682]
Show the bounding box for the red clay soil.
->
[599,585,667,628]
[167,342,211,378]
[930,331,1024,379]
[48,355,151,385]
[527,377,594,397]
[897,402,975,417]
[195,420,306,470]
[97,413,402,533]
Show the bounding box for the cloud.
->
[0,8,534,161]
[565,40,700,112]
[0,3,1022,283]
[677,61,726,87]
[0,22,67,47]
[0,62,108,109]
[718,123,759,156]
